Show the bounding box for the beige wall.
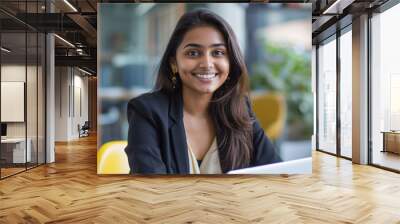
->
[54,67,89,141]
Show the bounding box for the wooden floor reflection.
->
[372,150,400,171]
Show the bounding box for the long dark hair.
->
[155,9,253,172]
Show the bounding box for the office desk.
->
[382,131,400,154]
[1,138,31,163]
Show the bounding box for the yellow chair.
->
[97,141,130,174]
[251,92,286,142]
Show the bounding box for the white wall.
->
[1,65,26,139]
[55,67,89,141]
[72,73,89,138]
[1,65,40,137]
[1,65,26,81]
[54,67,69,141]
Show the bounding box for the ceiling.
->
[0,0,395,75]
[0,0,97,74]
[310,0,390,43]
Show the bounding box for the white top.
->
[187,137,222,174]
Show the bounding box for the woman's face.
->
[173,25,230,95]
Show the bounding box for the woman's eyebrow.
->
[183,43,226,49]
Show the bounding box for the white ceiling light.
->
[54,34,75,48]
[323,0,355,15]
[78,67,93,76]
[1,47,11,53]
[63,0,78,12]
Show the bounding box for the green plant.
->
[250,43,313,139]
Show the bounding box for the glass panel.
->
[0,0,28,178]
[38,32,45,165]
[339,29,352,158]
[27,30,38,169]
[1,30,27,177]
[317,37,337,154]
[371,4,400,171]
[26,0,38,169]
[0,1,46,178]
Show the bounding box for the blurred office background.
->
[98,3,312,161]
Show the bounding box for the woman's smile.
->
[192,71,218,83]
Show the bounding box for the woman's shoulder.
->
[127,90,170,114]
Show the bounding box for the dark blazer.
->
[125,90,282,174]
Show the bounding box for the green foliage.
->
[250,43,313,139]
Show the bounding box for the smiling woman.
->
[124,9,282,174]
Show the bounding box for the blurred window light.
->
[136,3,155,16]
[262,20,311,50]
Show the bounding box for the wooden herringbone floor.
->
[1,134,400,223]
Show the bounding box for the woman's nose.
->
[199,54,214,69]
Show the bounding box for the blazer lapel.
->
[169,90,189,174]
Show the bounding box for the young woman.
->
[125,9,281,174]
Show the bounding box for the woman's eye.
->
[213,50,226,56]
[187,50,200,57]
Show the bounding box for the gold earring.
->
[171,65,178,89]
[171,64,177,74]
[171,75,177,89]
